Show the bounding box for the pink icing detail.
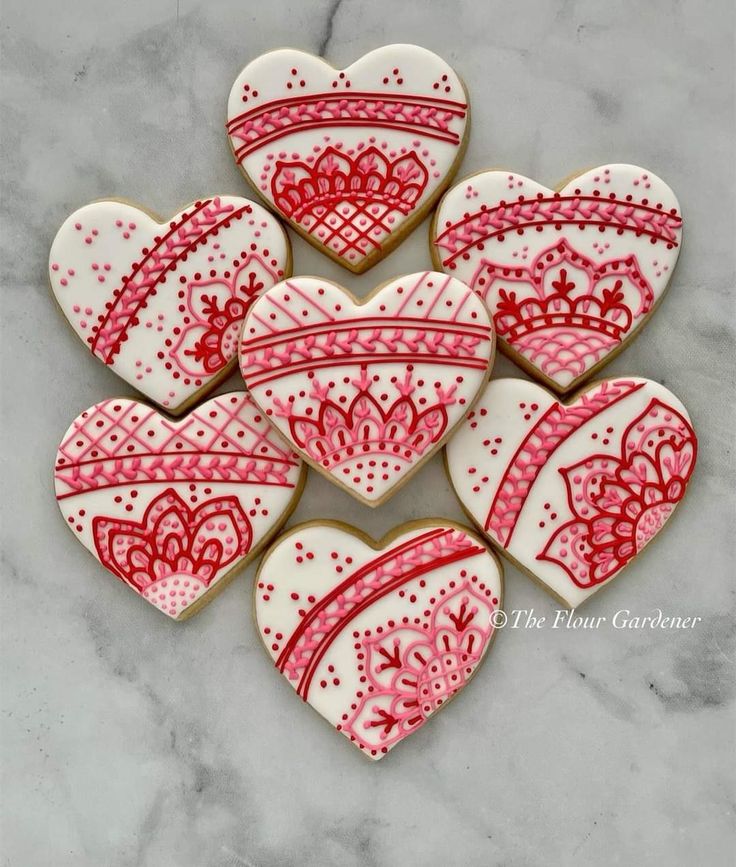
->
[276,528,483,697]
[270,146,429,259]
[433,169,683,391]
[226,49,468,270]
[227,92,466,158]
[55,395,300,497]
[240,273,489,385]
[89,198,240,363]
[93,488,251,618]
[52,197,289,413]
[485,379,645,544]
[242,320,487,385]
[169,255,278,377]
[275,367,454,469]
[239,273,494,501]
[436,195,682,265]
[538,399,697,587]
[55,394,304,619]
[471,240,654,381]
[342,581,494,752]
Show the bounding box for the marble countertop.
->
[1,1,734,865]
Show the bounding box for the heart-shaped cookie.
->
[446,378,697,607]
[239,272,495,505]
[49,197,290,414]
[255,520,502,759]
[226,45,469,273]
[432,165,682,393]
[54,393,304,619]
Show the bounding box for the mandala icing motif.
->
[239,272,494,505]
[446,378,697,607]
[433,165,682,392]
[226,45,468,272]
[255,522,502,759]
[49,197,290,413]
[54,393,304,619]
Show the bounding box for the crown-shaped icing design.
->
[472,239,654,384]
[477,239,653,342]
[272,146,429,223]
[272,367,454,469]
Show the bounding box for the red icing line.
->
[537,398,697,587]
[227,91,467,128]
[275,528,445,672]
[55,397,299,497]
[90,201,249,364]
[236,120,460,160]
[484,380,646,544]
[55,453,298,498]
[244,353,489,388]
[242,316,491,347]
[57,476,295,501]
[88,199,211,357]
[56,449,299,472]
[436,196,682,266]
[297,543,485,700]
[228,91,467,159]
[242,322,489,359]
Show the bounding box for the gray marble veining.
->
[1,1,734,865]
